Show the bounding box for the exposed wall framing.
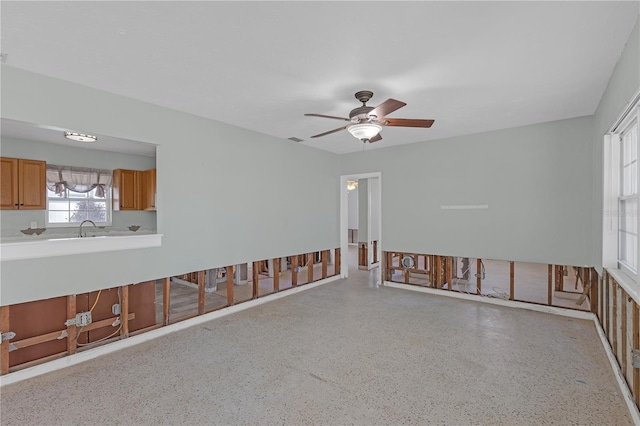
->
[384,251,596,312]
[0,247,341,375]
[599,271,640,411]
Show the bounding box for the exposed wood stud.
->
[612,283,618,357]
[322,250,328,279]
[163,277,170,326]
[633,301,639,408]
[1,306,10,375]
[66,295,77,355]
[198,271,205,315]
[308,252,314,283]
[273,258,280,292]
[590,269,598,314]
[226,266,234,305]
[373,241,378,264]
[447,257,453,290]
[335,248,341,277]
[547,264,553,306]
[605,273,610,336]
[509,261,515,301]
[121,285,130,338]
[253,262,260,298]
[476,259,482,295]
[621,291,627,375]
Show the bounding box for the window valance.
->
[46,165,112,198]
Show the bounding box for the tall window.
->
[46,165,112,226]
[619,117,638,273]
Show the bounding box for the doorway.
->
[340,172,382,278]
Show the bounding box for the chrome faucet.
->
[78,220,96,238]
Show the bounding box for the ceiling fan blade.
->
[368,98,406,118]
[383,118,435,128]
[310,125,348,138]
[369,134,382,143]
[304,113,350,121]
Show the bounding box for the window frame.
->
[604,91,640,290]
[45,171,113,228]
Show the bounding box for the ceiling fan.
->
[305,90,434,143]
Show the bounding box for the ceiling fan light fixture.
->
[346,123,382,142]
[64,131,97,143]
[347,180,358,191]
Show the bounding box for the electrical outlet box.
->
[563,269,569,276]
[30,221,37,229]
[112,304,121,315]
[75,311,92,327]
[474,272,486,280]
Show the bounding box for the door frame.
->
[339,172,382,278]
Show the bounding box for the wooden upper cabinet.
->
[141,168,156,211]
[113,169,140,211]
[0,157,46,210]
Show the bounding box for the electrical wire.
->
[76,288,122,346]
[89,289,102,312]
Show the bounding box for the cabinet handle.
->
[19,203,24,206]
[14,203,18,206]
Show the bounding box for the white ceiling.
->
[1,1,638,154]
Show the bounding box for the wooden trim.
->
[198,271,205,315]
[1,306,9,375]
[66,295,77,355]
[253,262,260,298]
[273,258,280,292]
[226,266,234,305]
[335,248,341,277]
[163,277,170,326]
[291,255,298,286]
[121,285,130,338]
[321,250,328,279]
[547,264,553,306]
[308,252,314,283]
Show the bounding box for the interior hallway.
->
[0,247,632,425]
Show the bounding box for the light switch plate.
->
[30,221,37,229]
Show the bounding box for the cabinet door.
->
[113,169,139,210]
[0,157,19,209]
[141,169,156,211]
[18,159,46,210]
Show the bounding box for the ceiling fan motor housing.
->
[349,106,375,122]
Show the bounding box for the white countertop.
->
[1,233,163,261]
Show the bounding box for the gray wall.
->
[592,18,640,272]
[1,66,340,305]
[347,187,358,229]
[341,116,594,266]
[0,137,157,238]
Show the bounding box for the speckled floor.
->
[0,254,633,425]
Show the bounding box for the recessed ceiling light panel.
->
[64,131,97,143]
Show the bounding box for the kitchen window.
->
[46,165,112,226]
